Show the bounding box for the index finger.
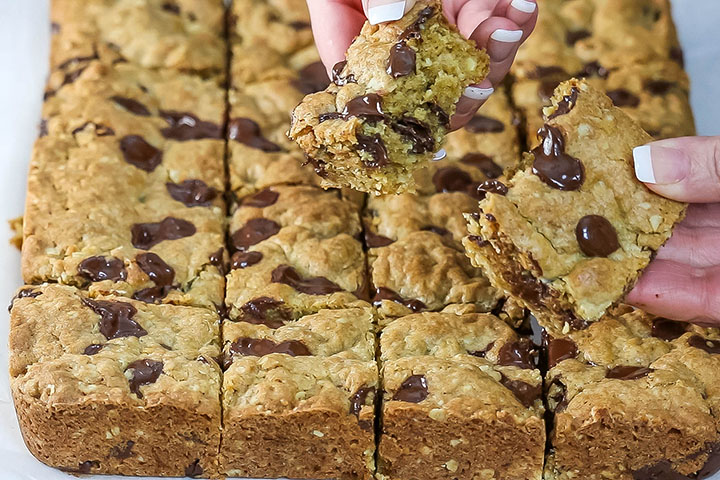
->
[308,0,367,74]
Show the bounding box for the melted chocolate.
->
[399,6,435,40]
[242,188,279,207]
[83,344,104,355]
[133,286,173,304]
[82,298,146,339]
[231,251,263,269]
[356,134,390,168]
[530,66,568,79]
[364,230,394,248]
[547,87,579,119]
[468,341,494,358]
[342,94,385,119]
[71,122,115,136]
[566,29,591,45]
[228,118,282,152]
[120,135,163,172]
[78,256,127,282]
[331,60,356,86]
[160,110,223,140]
[372,287,426,312]
[303,155,328,177]
[293,61,331,94]
[548,338,578,368]
[387,41,416,78]
[392,117,434,154]
[645,80,674,96]
[166,179,218,207]
[607,89,641,107]
[427,103,450,127]
[500,375,542,408]
[126,359,163,398]
[477,179,508,198]
[392,374,428,402]
[318,112,342,123]
[135,252,175,286]
[606,365,653,380]
[688,335,720,355]
[111,96,150,116]
[464,115,505,134]
[651,318,687,341]
[498,338,537,369]
[185,460,203,478]
[532,125,585,191]
[60,461,100,474]
[460,153,503,178]
[161,2,180,14]
[110,440,135,459]
[575,215,620,257]
[8,288,41,312]
[230,218,281,251]
[432,167,474,193]
[229,337,311,359]
[350,386,375,416]
[271,265,343,295]
[131,217,196,250]
[238,297,292,328]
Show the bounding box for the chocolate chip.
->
[231,251,263,269]
[78,256,127,282]
[645,80,674,96]
[467,235,489,248]
[60,460,100,474]
[387,41,416,78]
[350,386,375,416]
[71,122,115,136]
[399,6,434,40]
[364,230,394,248]
[331,60,356,86]
[166,180,218,207]
[477,179,508,198]
[110,440,135,459]
[135,252,175,286]
[357,134,390,168]
[468,341,494,358]
[372,287,426,312]
[497,338,537,369]
[242,188,279,208]
[651,318,687,341]
[342,94,385,120]
[160,110,223,141]
[229,337,311,359]
[532,125,585,191]
[392,117,434,154]
[84,344,104,355]
[230,218,280,251]
[421,225,450,237]
[606,365,653,380]
[688,335,720,355]
[161,1,180,14]
[133,286,173,304]
[120,135,163,172]
[548,338,578,368]
[460,153,503,178]
[271,265,343,295]
[289,21,310,30]
[8,288,41,312]
[303,155,328,177]
[228,118,282,152]
[607,89,641,108]
[185,460,203,477]
[566,29,591,45]
[547,87,579,119]
[83,298,146,339]
[131,217,196,250]
[499,375,542,408]
[464,115,505,133]
[111,96,150,116]
[126,359,163,398]
[393,375,428,402]
[238,297,292,328]
[575,215,620,257]
[293,61,331,94]
[578,61,609,79]
[318,112,342,123]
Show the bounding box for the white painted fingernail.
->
[432,149,447,161]
[633,145,656,183]
[368,0,406,25]
[490,29,524,43]
[463,86,494,101]
[511,0,536,14]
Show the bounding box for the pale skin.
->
[307,0,720,326]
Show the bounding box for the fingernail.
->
[432,149,447,161]
[510,0,536,13]
[633,145,690,184]
[463,85,494,101]
[490,29,524,43]
[367,0,406,25]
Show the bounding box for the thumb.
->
[633,136,720,203]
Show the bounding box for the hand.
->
[628,136,720,325]
[306,0,538,129]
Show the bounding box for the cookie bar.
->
[464,80,686,326]
[543,307,720,479]
[378,311,545,480]
[23,61,227,310]
[9,284,222,477]
[289,0,489,194]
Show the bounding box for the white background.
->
[0,0,719,478]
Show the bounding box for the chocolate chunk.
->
[547,87,579,119]
[238,297,292,328]
[160,110,223,140]
[575,215,620,257]
[499,375,542,408]
[133,285,173,304]
[468,341,494,358]
[120,135,163,172]
[229,337,311,358]
[161,1,180,14]
[399,6,434,40]
[228,118,282,152]
[303,155,328,177]
[166,180,218,207]
[230,218,280,251]
[427,103,450,127]
[293,61,331,94]
[548,338,578,368]
[566,29,591,45]
[392,116,434,154]
[350,386,375,416]
[498,338,537,369]
[460,153,503,178]
[549,378,569,413]
[126,359,163,398]
[421,225,450,237]
[651,318,687,341]
[71,122,115,136]
[61,460,100,474]
[645,79,674,96]
[289,21,310,30]
[331,60,356,86]
[131,217,196,250]
[464,115,505,133]
[477,179,508,198]
[110,440,135,459]
[111,96,150,116]
[185,460,203,478]
[78,256,127,282]
[387,41,416,78]
[578,61,609,79]
[364,230,394,248]
[8,288,41,312]
[136,252,175,286]
[271,265,343,295]
[356,134,390,168]
[393,374,428,403]
[467,235,489,248]
[342,94,385,119]
[83,344,104,355]
[688,335,720,355]
[83,298,146,339]
[318,112,342,123]
[532,125,585,191]
[242,188,279,208]
[372,287,426,312]
[231,251,263,269]
[432,167,474,193]
[606,365,653,380]
[607,89,641,108]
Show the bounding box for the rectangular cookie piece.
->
[221,354,378,479]
[464,79,686,326]
[378,311,545,480]
[23,61,227,310]
[9,284,222,477]
[543,307,720,479]
[289,0,489,194]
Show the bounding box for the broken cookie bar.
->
[288,0,489,194]
[463,79,686,327]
